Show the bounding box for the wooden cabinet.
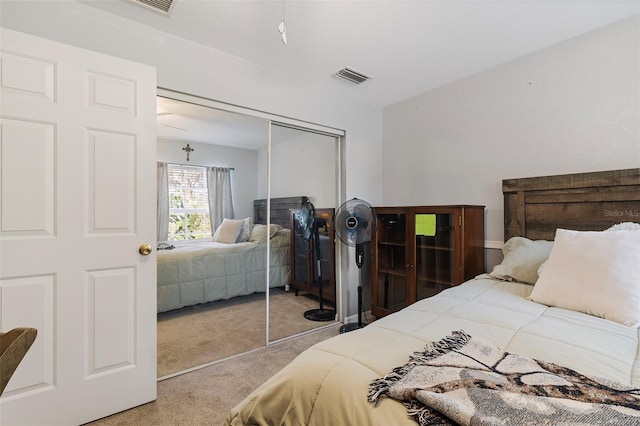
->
[290,208,336,304]
[372,205,485,318]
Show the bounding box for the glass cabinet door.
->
[414,213,455,301]
[375,212,408,313]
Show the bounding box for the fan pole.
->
[339,283,367,332]
[339,244,368,333]
[303,224,335,322]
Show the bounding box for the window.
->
[167,164,211,240]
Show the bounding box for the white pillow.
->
[236,217,253,242]
[249,224,282,242]
[529,228,640,327]
[212,218,244,244]
[607,222,640,231]
[488,237,554,284]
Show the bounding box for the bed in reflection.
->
[156,196,307,313]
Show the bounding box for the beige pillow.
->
[529,228,640,327]
[212,218,244,244]
[236,217,253,242]
[249,224,282,242]
[489,237,554,284]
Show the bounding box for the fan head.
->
[334,198,377,246]
[297,200,316,241]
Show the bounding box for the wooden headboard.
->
[503,168,640,241]
[253,196,309,229]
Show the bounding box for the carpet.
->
[86,324,341,426]
[158,288,333,377]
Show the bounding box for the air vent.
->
[336,67,371,85]
[130,0,175,14]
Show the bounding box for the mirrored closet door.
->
[156,97,270,377]
[267,123,339,343]
[155,91,344,378]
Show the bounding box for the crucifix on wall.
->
[182,144,194,161]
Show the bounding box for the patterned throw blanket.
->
[368,331,640,425]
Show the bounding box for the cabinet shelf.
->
[376,268,407,278]
[415,244,454,251]
[372,205,485,318]
[417,276,454,286]
[377,241,406,247]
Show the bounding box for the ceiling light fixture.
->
[278,0,287,45]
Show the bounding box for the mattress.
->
[226,275,640,425]
[157,229,291,313]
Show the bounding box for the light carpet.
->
[158,288,334,377]
[86,324,341,426]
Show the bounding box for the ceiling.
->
[157,96,310,149]
[2,2,636,146]
[80,0,639,109]
[74,0,639,146]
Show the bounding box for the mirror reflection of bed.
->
[155,97,339,378]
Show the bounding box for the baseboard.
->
[484,240,503,250]
[344,310,372,325]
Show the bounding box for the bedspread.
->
[226,276,640,425]
[157,230,291,313]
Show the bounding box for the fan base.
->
[339,322,368,334]
[304,308,335,322]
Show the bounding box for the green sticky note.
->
[415,214,436,236]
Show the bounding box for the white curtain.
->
[157,162,169,241]
[207,166,235,233]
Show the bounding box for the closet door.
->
[155,97,269,377]
[267,123,339,343]
[154,90,345,366]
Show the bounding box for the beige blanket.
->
[369,331,640,425]
[226,278,640,426]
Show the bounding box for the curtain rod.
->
[165,162,234,170]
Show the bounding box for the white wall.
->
[0,1,382,202]
[157,139,258,220]
[383,15,640,244]
[0,1,383,316]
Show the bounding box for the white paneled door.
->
[0,29,157,425]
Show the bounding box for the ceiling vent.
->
[130,0,175,14]
[336,67,371,85]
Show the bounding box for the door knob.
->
[139,244,152,256]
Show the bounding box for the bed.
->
[226,169,640,425]
[156,196,307,313]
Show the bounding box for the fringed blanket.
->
[368,331,640,425]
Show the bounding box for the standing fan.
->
[297,201,335,322]
[334,198,377,333]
